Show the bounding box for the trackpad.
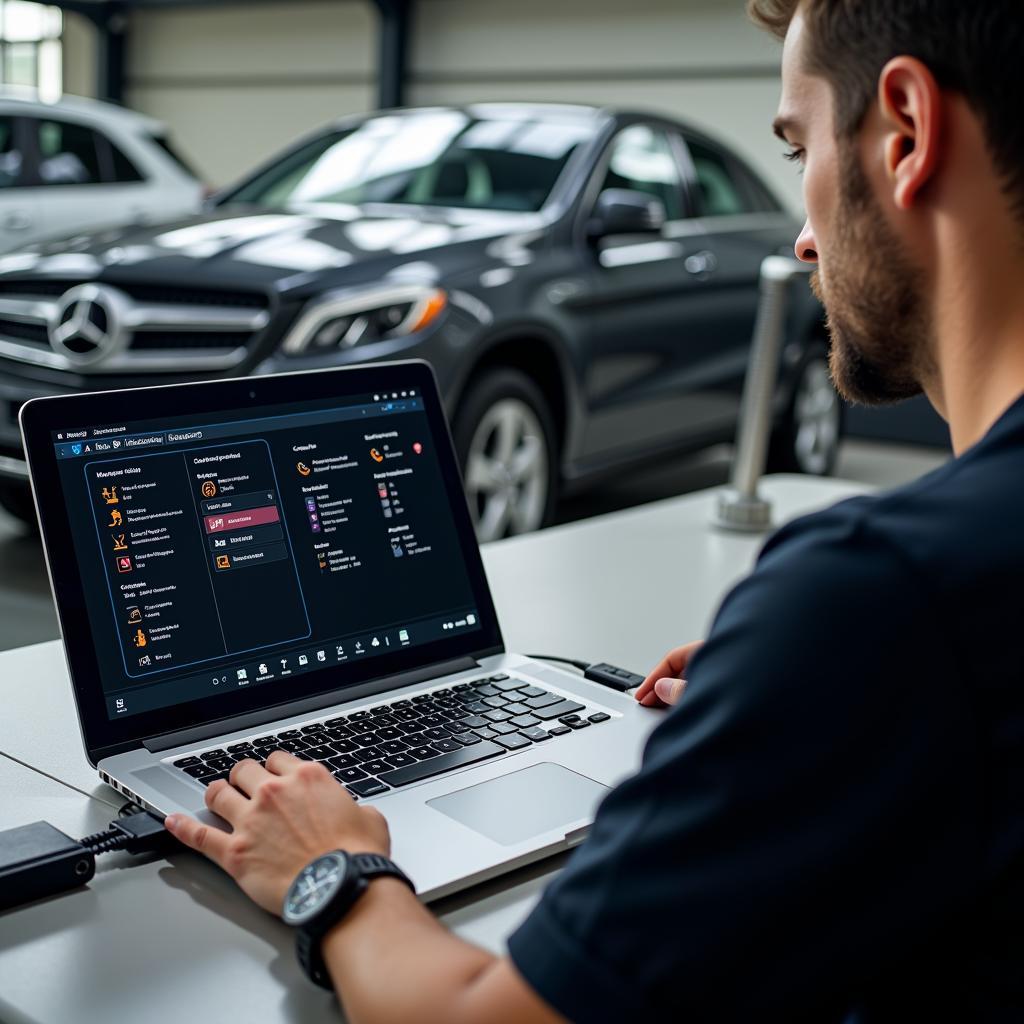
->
[427,763,607,846]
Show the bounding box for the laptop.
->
[19,360,656,900]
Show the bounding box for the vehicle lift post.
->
[714,255,815,532]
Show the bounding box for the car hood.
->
[0,203,547,292]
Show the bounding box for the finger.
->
[637,647,690,700]
[229,757,271,796]
[164,812,232,866]
[205,778,248,822]
[653,676,687,706]
[264,749,305,776]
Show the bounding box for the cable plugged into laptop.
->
[527,655,646,692]
[0,809,174,914]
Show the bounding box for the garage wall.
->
[123,1,377,189]
[60,0,797,206]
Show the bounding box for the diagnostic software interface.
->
[49,387,481,720]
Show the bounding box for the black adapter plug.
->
[0,821,95,913]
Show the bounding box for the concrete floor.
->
[0,440,948,654]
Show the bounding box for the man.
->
[165,1,1024,1019]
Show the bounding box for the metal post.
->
[95,7,127,105]
[713,255,813,532]
[373,0,411,110]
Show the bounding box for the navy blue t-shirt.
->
[509,396,1024,1022]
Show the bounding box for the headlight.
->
[282,285,448,355]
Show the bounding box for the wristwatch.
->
[282,849,415,989]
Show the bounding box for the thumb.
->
[653,677,686,705]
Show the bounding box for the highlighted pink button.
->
[205,505,280,534]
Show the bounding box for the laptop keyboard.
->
[171,673,612,800]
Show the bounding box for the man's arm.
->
[165,753,564,1024]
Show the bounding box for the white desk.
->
[0,476,867,1023]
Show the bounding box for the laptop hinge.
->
[142,656,480,754]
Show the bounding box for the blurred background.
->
[0,0,948,652]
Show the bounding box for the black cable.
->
[526,653,589,672]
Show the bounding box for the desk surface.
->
[0,476,866,1023]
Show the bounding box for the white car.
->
[0,90,204,253]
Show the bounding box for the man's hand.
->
[164,751,390,915]
[634,640,704,708]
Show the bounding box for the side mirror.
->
[587,189,667,240]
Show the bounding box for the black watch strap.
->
[297,852,414,989]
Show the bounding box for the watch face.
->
[283,851,349,925]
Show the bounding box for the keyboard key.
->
[490,722,518,735]
[474,727,498,740]
[495,733,532,750]
[204,756,235,772]
[353,731,382,747]
[391,699,411,708]
[181,763,215,779]
[324,724,353,739]
[225,743,253,755]
[174,756,202,768]
[504,703,530,716]
[521,727,552,742]
[361,760,391,776]
[481,695,508,708]
[277,731,302,741]
[343,788,360,800]
[484,709,512,723]
[452,682,473,691]
[354,746,385,763]
[474,684,500,697]
[567,720,591,730]
[419,714,448,729]
[347,778,390,798]
[376,727,403,742]
[588,712,611,723]
[369,706,392,717]
[395,709,422,723]
[304,745,337,761]
[300,723,325,734]
[532,700,586,721]
[511,714,540,728]
[200,748,228,761]
[446,720,472,733]
[519,686,547,698]
[411,693,433,704]
[349,710,372,722]
[401,732,428,747]
[202,772,231,786]
[454,733,483,745]
[548,725,572,736]
[373,714,398,728]
[433,688,452,697]
[560,714,581,724]
[462,715,490,729]
[384,753,418,768]
[380,740,409,756]
[489,673,510,682]
[423,727,452,742]
[524,693,561,710]
[330,739,359,754]
[492,678,521,692]
[253,736,277,748]
[303,733,331,748]
[335,766,368,783]
[377,741,506,787]
[463,700,491,714]
[431,739,462,754]
[408,746,440,760]
[229,752,254,763]
[327,755,357,771]
[324,716,349,728]
[276,739,308,753]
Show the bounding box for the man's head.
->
[750,0,1024,406]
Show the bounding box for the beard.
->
[812,143,932,405]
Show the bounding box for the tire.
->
[0,479,39,532]
[767,345,843,476]
[453,368,559,542]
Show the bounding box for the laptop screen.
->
[23,363,502,754]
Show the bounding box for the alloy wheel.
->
[793,357,841,476]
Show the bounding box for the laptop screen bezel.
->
[19,360,504,763]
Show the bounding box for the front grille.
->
[0,318,47,346]
[0,278,272,372]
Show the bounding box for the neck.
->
[925,225,1024,456]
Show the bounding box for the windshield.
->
[222,110,597,213]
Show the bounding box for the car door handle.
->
[684,250,718,276]
[2,212,32,231]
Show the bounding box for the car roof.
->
[0,87,165,133]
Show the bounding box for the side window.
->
[34,119,103,186]
[0,117,24,189]
[108,140,145,183]
[599,125,684,220]
[685,138,753,218]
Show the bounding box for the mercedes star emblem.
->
[49,284,128,366]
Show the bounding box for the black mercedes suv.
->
[0,103,839,541]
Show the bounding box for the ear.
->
[877,56,942,210]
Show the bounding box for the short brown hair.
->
[748,0,1024,215]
